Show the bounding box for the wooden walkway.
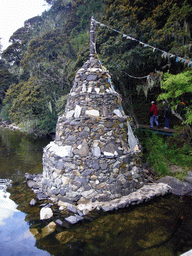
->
[138,124,175,136]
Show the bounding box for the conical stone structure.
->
[26,18,172,219]
[41,57,145,206]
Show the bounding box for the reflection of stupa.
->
[40,17,144,207]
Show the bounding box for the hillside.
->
[0,0,191,136]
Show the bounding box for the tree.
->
[158,70,192,125]
[3,76,58,135]
[0,59,17,107]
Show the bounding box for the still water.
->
[0,127,192,256]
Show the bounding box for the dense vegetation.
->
[0,0,191,175]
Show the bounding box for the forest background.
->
[0,0,191,175]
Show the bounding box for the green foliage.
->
[158,70,192,125]
[56,95,68,115]
[151,0,192,57]
[0,103,11,121]
[137,128,192,177]
[0,67,17,105]
[143,130,169,176]
[1,0,192,136]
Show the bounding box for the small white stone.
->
[113,109,123,117]
[88,87,92,93]
[114,151,118,156]
[77,145,82,149]
[93,140,99,147]
[85,109,99,117]
[82,84,86,93]
[70,92,76,96]
[77,68,85,73]
[62,176,70,185]
[74,105,82,118]
[92,146,101,158]
[40,207,53,220]
[87,68,102,72]
[48,142,72,157]
[134,144,139,152]
[95,88,100,94]
[104,151,114,157]
[66,110,75,119]
[106,88,114,93]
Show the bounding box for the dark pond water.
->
[1,127,192,256]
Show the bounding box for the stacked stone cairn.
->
[26,18,172,222]
[42,57,144,203]
[26,58,172,222]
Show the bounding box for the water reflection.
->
[0,180,50,255]
[0,188,18,225]
[0,128,49,179]
[1,128,192,256]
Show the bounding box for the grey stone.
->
[86,160,99,170]
[70,120,81,126]
[25,173,35,180]
[55,160,64,170]
[100,163,108,170]
[112,187,122,194]
[97,195,111,202]
[36,192,48,200]
[121,189,130,196]
[105,121,114,128]
[81,169,94,176]
[65,215,84,225]
[76,177,89,185]
[55,219,63,227]
[123,181,131,189]
[71,181,81,188]
[102,105,108,117]
[79,140,89,157]
[65,204,78,214]
[60,189,66,196]
[101,205,114,212]
[184,177,192,184]
[157,176,191,196]
[52,188,59,195]
[27,180,37,188]
[102,142,119,154]
[79,131,89,138]
[66,135,76,142]
[87,74,97,81]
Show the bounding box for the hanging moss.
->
[136,71,163,98]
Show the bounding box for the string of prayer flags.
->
[94,19,192,67]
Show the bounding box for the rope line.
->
[121,70,150,79]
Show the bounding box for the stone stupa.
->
[26,18,171,219]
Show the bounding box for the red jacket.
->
[150,104,158,115]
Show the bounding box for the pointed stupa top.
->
[90,16,96,61]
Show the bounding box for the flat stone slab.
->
[76,183,171,215]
